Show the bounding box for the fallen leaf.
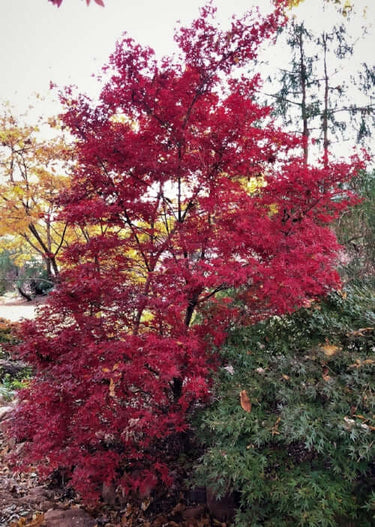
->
[25,515,45,527]
[271,416,281,436]
[11,515,45,527]
[109,378,116,397]
[321,343,341,357]
[198,518,211,527]
[349,358,375,369]
[344,416,355,429]
[10,520,25,527]
[141,498,151,511]
[240,390,251,413]
[349,359,362,369]
[347,327,373,337]
[171,502,185,515]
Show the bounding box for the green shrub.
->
[0,373,29,401]
[0,318,27,401]
[195,283,375,526]
[0,318,19,350]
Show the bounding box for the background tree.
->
[336,169,375,280]
[285,0,354,16]
[0,250,17,296]
[8,3,363,503]
[0,246,47,299]
[260,11,375,281]
[0,107,81,296]
[262,18,374,164]
[265,20,318,164]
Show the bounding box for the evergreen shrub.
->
[196,283,375,526]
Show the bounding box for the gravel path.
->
[0,296,45,322]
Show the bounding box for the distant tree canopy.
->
[286,0,353,14]
[0,106,86,288]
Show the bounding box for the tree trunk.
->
[322,32,329,168]
[298,30,309,164]
[17,285,33,302]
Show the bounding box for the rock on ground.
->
[43,508,97,527]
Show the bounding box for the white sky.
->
[0,0,374,119]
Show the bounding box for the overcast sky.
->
[0,0,374,119]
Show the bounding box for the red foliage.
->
[8,4,363,503]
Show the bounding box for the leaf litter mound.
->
[0,403,225,527]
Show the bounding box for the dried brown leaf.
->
[109,378,116,397]
[347,327,373,337]
[240,390,251,413]
[321,344,340,357]
[271,416,281,436]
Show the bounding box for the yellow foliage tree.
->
[0,106,79,290]
[284,0,353,15]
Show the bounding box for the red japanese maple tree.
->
[9,4,362,502]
